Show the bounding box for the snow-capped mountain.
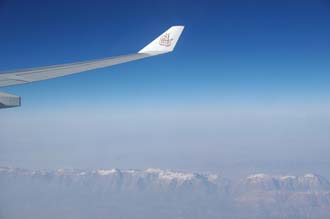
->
[1,167,330,219]
[241,173,330,191]
[0,167,228,193]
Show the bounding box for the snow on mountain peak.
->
[280,175,297,180]
[97,169,119,176]
[304,173,318,178]
[158,171,194,182]
[242,172,330,192]
[246,173,270,180]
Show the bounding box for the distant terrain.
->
[1,166,330,219]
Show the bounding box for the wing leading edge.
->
[0,26,184,88]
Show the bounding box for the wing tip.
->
[138,25,185,54]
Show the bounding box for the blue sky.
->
[1,0,329,109]
[1,0,330,174]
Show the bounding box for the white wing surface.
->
[0,26,184,88]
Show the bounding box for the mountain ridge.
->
[1,166,330,219]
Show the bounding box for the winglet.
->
[138,26,184,54]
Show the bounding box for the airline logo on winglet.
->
[159,33,173,47]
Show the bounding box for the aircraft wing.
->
[0,26,184,109]
[0,26,184,88]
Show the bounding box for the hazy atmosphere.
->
[2,104,330,178]
[1,0,330,175]
[1,0,330,218]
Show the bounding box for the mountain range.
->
[1,166,330,219]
